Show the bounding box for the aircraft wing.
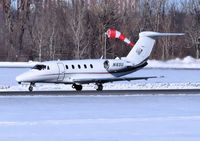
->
[74,76,158,84]
[0,61,39,68]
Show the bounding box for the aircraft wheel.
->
[96,84,103,91]
[29,85,33,92]
[72,84,83,91]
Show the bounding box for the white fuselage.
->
[16,59,138,84]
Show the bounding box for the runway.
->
[0,93,200,141]
[1,89,200,96]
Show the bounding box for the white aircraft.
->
[0,31,184,91]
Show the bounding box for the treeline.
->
[0,0,200,61]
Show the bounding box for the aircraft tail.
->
[125,31,184,65]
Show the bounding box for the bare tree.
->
[15,0,31,60]
[69,3,85,59]
[185,0,200,59]
[1,0,200,61]
[2,0,15,60]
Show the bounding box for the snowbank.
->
[0,56,199,69]
[1,82,200,91]
[147,56,200,69]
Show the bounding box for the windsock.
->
[106,28,135,47]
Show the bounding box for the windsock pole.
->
[104,32,107,59]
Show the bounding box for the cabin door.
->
[57,63,65,81]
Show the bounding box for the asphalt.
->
[0,89,200,96]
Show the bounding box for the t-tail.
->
[124,31,184,65]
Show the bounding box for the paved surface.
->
[0,89,200,96]
[0,92,200,141]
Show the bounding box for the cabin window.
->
[84,64,87,69]
[90,64,93,68]
[32,64,46,70]
[72,65,75,69]
[66,65,68,69]
[78,64,81,69]
[47,66,50,70]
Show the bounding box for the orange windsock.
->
[106,28,134,47]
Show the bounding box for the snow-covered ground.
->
[0,56,200,91]
[147,56,200,69]
[0,95,200,141]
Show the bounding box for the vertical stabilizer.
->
[125,31,184,65]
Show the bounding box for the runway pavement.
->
[0,89,200,96]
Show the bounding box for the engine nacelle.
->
[103,60,132,72]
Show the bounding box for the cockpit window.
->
[32,64,46,70]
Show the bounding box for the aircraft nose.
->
[16,72,31,83]
[16,74,25,82]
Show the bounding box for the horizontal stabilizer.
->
[139,31,185,38]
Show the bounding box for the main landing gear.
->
[72,83,103,91]
[28,82,35,92]
[72,84,83,91]
[96,83,103,91]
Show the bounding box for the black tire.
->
[96,84,103,91]
[73,84,83,91]
[29,86,33,92]
[76,85,83,91]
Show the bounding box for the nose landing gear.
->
[28,83,35,92]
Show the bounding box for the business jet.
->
[0,30,184,91]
